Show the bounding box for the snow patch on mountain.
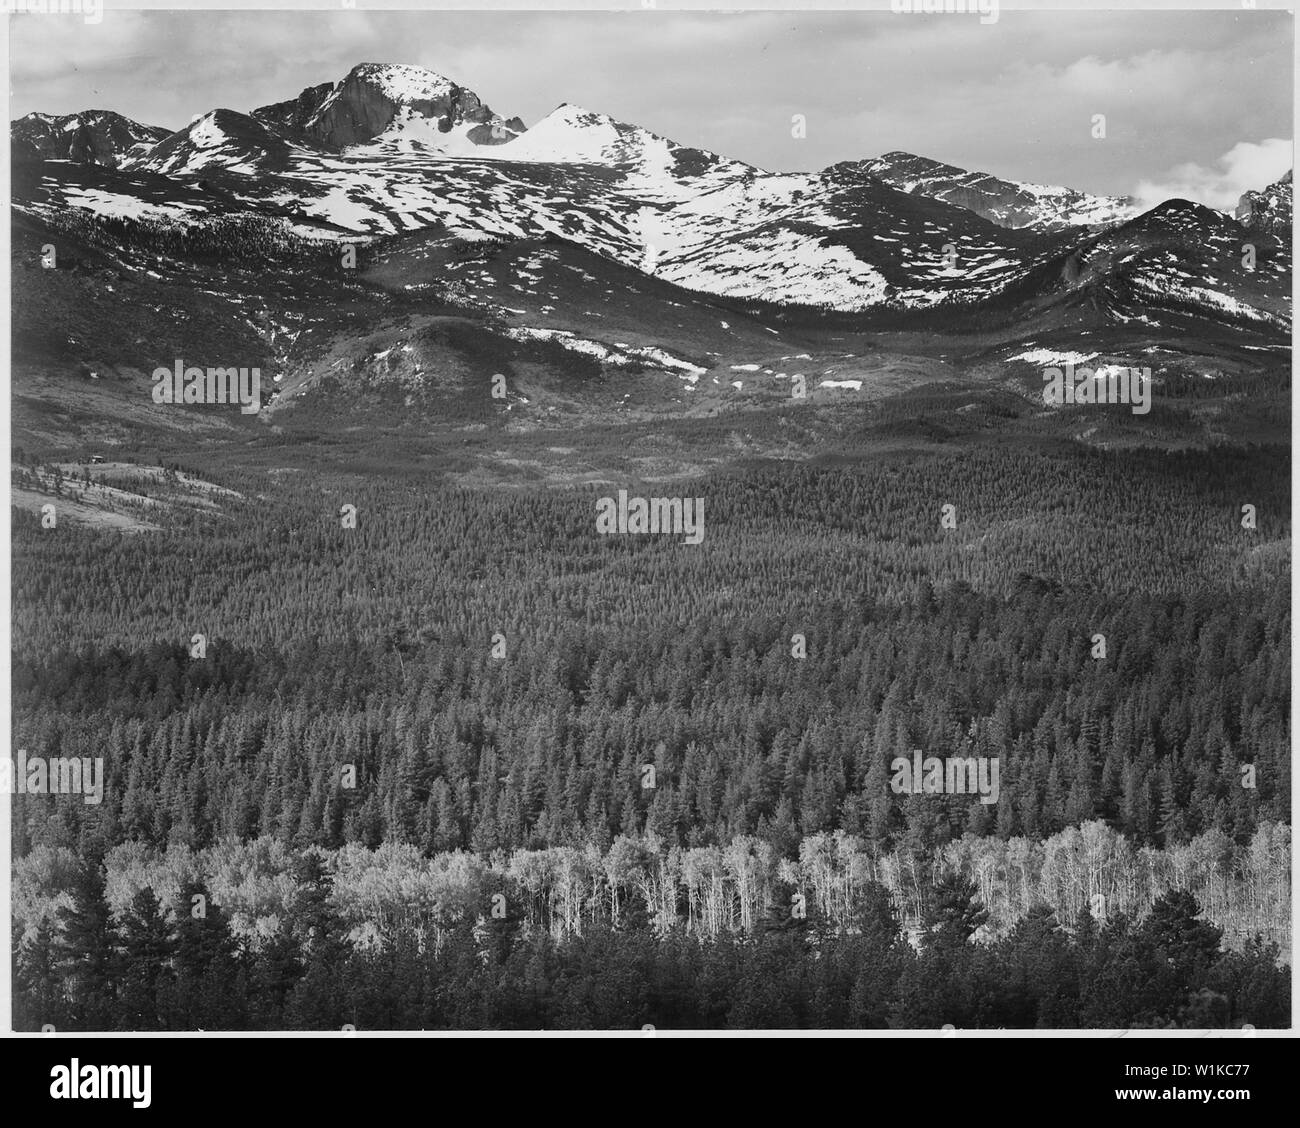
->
[1009,349,1100,366]
[503,326,709,383]
[664,230,891,310]
[58,186,209,221]
[348,63,458,107]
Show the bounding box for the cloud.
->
[1133,138,1293,211]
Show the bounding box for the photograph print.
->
[5,2,1293,1034]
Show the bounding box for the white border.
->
[1,0,1295,1039]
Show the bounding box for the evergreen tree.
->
[923,872,989,952]
[118,888,176,1030]
[55,860,121,1030]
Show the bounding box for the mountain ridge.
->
[11,109,172,168]
[14,62,1145,233]
[852,149,1138,232]
[8,59,1291,410]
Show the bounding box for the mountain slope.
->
[16,121,1289,330]
[496,103,748,178]
[852,150,1137,232]
[129,109,306,176]
[967,194,1292,360]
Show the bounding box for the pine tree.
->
[923,872,988,952]
[13,921,66,1031]
[118,887,176,1030]
[1142,890,1223,977]
[168,880,242,1029]
[55,860,121,1030]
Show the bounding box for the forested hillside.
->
[10,437,1290,1028]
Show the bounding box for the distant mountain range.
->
[17,61,1289,317]
[9,62,1291,455]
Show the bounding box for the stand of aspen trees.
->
[15,820,1289,957]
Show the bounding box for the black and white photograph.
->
[2,0,1293,1062]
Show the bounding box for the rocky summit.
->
[252,63,526,152]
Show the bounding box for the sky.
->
[8,6,1294,207]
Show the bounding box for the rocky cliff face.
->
[1236,170,1293,237]
[11,110,170,168]
[252,63,524,151]
[249,81,336,143]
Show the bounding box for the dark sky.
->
[8,5,1294,206]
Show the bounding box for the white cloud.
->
[1133,138,1293,211]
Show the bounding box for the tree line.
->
[13,849,1287,1030]
[14,823,1290,957]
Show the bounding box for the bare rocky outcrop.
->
[1236,170,1293,237]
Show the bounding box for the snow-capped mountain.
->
[852,151,1138,232]
[251,62,525,155]
[497,103,746,178]
[131,109,304,176]
[14,66,1048,312]
[11,109,171,169]
[9,62,1291,330]
[999,197,1291,332]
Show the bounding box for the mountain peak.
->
[541,103,615,126]
[128,107,295,175]
[252,62,521,152]
[11,108,170,168]
[343,62,459,103]
[873,151,960,174]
